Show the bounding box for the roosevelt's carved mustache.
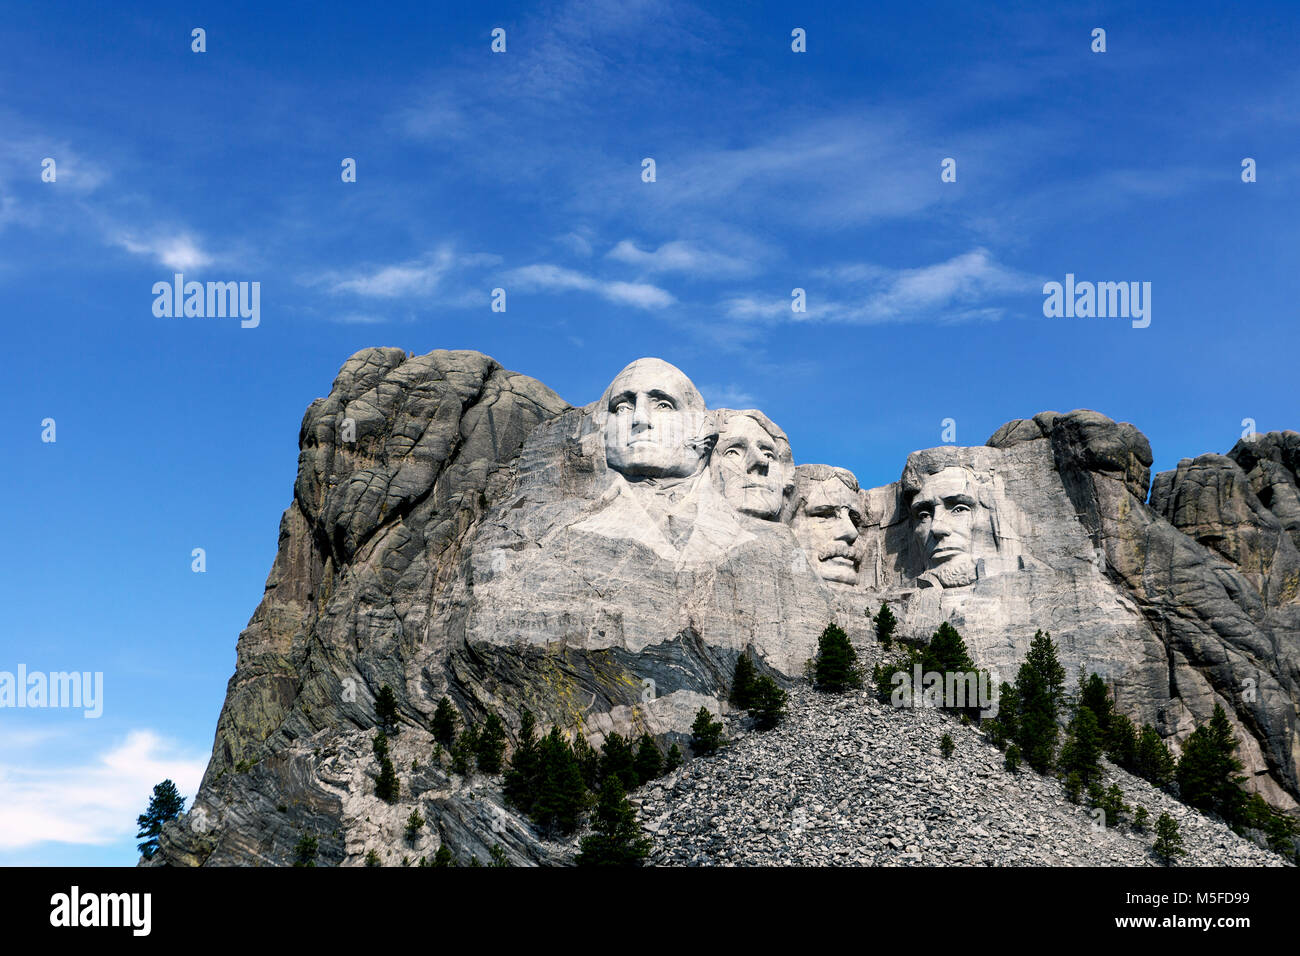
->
[819,547,859,563]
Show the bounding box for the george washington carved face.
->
[600,358,710,480]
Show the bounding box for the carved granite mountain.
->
[149,349,1299,866]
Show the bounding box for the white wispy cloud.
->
[311,247,499,299]
[697,383,757,408]
[722,249,1039,326]
[111,232,213,271]
[606,239,755,277]
[504,263,676,309]
[0,729,206,850]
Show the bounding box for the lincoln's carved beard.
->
[601,359,709,481]
[920,555,978,589]
[711,415,792,520]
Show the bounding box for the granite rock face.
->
[150,350,1299,867]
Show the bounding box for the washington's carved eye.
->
[763,452,776,461]
[914,509,932,521]
[952,504,972,514]
[612,401,633,414]
[655,399,674,410]
[723,447,742,457]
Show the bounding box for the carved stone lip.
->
[821,555,856,567]
[931,546,965,561]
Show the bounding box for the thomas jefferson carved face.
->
[711,413,793,520]
[601,358,709,479]
[792,469,863,585]
[910,466,978,579]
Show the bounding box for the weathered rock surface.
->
[148,349,1300,866]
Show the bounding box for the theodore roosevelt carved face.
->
[600,358,710,479]
[792,466,863,585]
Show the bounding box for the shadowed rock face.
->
[151,351,1300,867]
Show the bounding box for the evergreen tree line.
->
[727,652,789,730]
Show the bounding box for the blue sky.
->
[2,1,1297,864]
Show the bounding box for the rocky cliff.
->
[149,348,1300,866]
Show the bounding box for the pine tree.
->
[995,681,1020,745]
[664,743,684,773]
[575,776,652,866]
[432,697,458,746]
[633,734,663,785]
[375,684,400,735]
[405,809,425,844]
[813,622,862,693]
[136,779,186,860]
[1105,713,1138,769]
[1176,704,1247,825]
[1004,744,1021,773]
[1012,630,1066,774]
[432,844,454,867]
[489,844,510,867]
[729,654,758,709]
[365,849,382,867]
[690,706,724,756]
[1135,724,1176,788]
[873,601,898,650]
[476,713,508,775]
[503,710,541,813]
[451,727,478,775]
[923,621,976,675]
[1059,703,1104,786]
[1152,812,1186,864]
[532,728,588,834]
[1079,673,1113,733]
[375,753,400,802]
[572,732,602,791]
[1132,806,1149,833]
[1097,784,1129,829]
[940,733,955,759]
[599,732,638,790]
[749,675,788,731]
[293,833,318,866]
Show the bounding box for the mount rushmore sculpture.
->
[155,348,1300,865]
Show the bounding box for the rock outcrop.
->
[149,349,1300,866]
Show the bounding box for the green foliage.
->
[939,733,955,759]
[995,682,1020,744]
[633,734,663,785]
[572,732,602,791]
[664,743,684,773]
[1079,673,1113,733]
[983,719,1007,750]
[490,844,510,867]
[575,776,652,867]
[923,622,976,675]
[1012,630,1066,774]
[375,752,400,803]
[1059,703,1104,787]
[405,809,425,844]
[1241,793,1300,857]
[1063,771,1083,804]
[873,601,898,650]
[1152,812,1186,864]
[476,713,508,775]
[375,684,400,735]
[748,675,788,730]
[292,833,318,867]
[1176,704,1247,825]
[1105,713,1138,769]
[432,697,458,747]
[451,727,478,776]
[729,654,758,709]
[364,849,382,867]
[136,779,186,860]
[690,707,724,756]
[813,622,862,693]
[599,732,639,791]
[531,728,589,835]
[503,710,540,813]
[1132,806,1149,833]
[1004,744,1021,773]
[1134,724,1177,788]
[1096,784,1130,829]
[432,844,454,867]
